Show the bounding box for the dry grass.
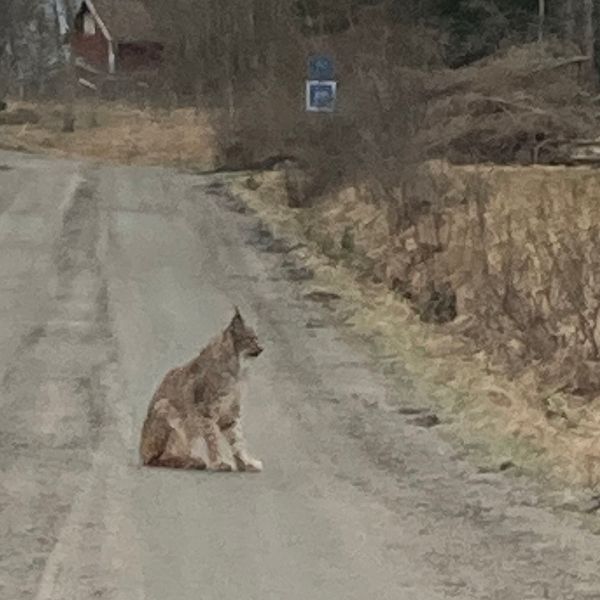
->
[418,40,598,164]
[232,171,600,491]
[0,100,217,168]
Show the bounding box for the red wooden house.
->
[72,0,163,74]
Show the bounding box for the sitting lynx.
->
[139,308,264,472]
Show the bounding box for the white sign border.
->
[306,80,337,113]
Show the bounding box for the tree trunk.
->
[538,0,545,42]
[55,0,76,132]
[62,49,76,132]
[565,0,574,39]
[582,0,596,86]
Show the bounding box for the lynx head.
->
[228,307,263,359]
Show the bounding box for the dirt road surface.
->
[1,149,600,600]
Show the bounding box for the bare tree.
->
[0,0,35,97]
[552,0,594,84]
[565,0,575,39]
[146,0,299,149]
[51,0,77,131]
[580,0,597,84]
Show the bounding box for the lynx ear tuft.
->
[230,305,244,325]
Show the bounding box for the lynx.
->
[139,308,264,472]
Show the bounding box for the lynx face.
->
[229,309,263,359]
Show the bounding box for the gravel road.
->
[1,150,600,600]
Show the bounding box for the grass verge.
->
[230,170,600,497]
[0,100,216,169]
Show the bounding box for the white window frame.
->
[83,12,97,36]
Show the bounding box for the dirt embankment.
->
[316,161,600,388]
[231,164,600,490]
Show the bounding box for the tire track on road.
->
[0,167,136,600]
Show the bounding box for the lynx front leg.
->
[191,382,235,472]
[198,417,233,472]
[221,419,263,472]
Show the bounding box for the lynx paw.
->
[240,457,263,473]
[187,457,207,470]
[212,461,234,472]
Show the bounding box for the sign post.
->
[306,54,337,113]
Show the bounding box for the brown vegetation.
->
[0,101,215,167]
[142,2,600,196]
[232,169,600,488]
[418,41,597,165]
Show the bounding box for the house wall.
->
[72,29,109,71]
[117,42,163,71]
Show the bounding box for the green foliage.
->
[294,0,539,66]
[439,0,538,66]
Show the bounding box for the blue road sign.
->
[309,55,334,80]
[306,80,337,113]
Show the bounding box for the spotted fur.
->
[139,308,264,472]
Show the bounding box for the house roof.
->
[84,0,159,42]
